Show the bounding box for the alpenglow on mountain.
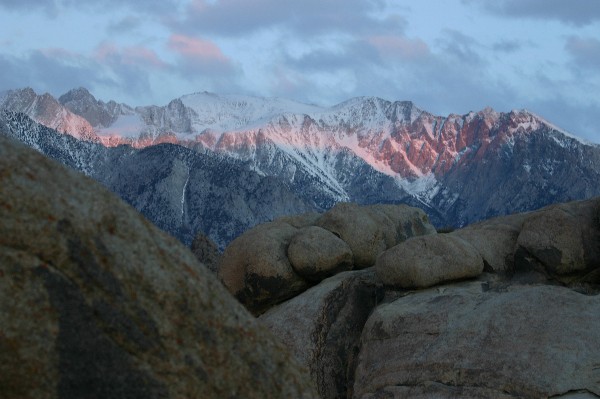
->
[1,87,599,248]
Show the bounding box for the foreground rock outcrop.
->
[0,134,317,398]
[218,202,435,314]
[354,281,600,398]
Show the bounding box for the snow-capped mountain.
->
[3,87,600,241]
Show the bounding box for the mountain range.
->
[1,87,599,248]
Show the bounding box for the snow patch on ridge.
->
[396,173,440,201]
[181,168,189,222]
[98,114,144,139]
[181,92,323,133]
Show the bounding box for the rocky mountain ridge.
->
[2,87,600,238]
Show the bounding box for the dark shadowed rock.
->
[190,232,220,273]
[453,212,527,274]
[260,269,384,399]
[0,134,317,398]
[354,282,600,399]
[217,221,308,315]
[288,226,354,280]
[366,204,437,244]
[275,211,322,228]
[375,234,484,288]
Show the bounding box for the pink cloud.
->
[94,43,167,69]
[126,46,167,68]
[94,42,119,61]
[367,35,430,61]
[168,34,229,63]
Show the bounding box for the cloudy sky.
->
[1,0,599,142]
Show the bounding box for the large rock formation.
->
[0,134,317,398]
[353,197,600,398]
[218,203,435,314]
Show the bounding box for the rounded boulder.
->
[316,203,387,269]
[217,221,308,314]
[287,226,353,280]
[376,234,484,289]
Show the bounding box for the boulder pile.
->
[216,194,600,398]
[218,202,436,314]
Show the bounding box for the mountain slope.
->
[0,110,318,248]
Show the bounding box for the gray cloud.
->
[107,16,143,34]
[172,0,400,37]
[0,0,179,16]
[492,40,522,53]
[0,49,152,100]
[566,36,600,71]
[527,98,600,143]
[0,0,58,15]
[274,29,512,117]
[464,0,600,26]
[435,29,485,66]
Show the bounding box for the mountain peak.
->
[59,87,96,104]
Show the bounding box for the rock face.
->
[0,134,317,398]
[218,202,436,314]
[260,269,384,399]
[375,234,484,288]
[58,87,132,129]
[353,282,600,399]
